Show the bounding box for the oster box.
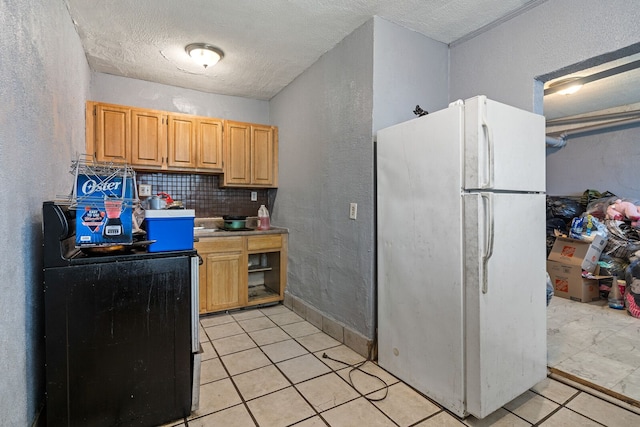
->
[75,174,135,246]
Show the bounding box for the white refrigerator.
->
[376,96,547,419]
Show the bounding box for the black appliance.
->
[42,201,201,427]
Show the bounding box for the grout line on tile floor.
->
[549,371,640,415]
[195,318,262,426]
[241,311,335,421]
[195,305,640,427]
[404,411,442,427]
[201,308,406,426]
[531,413,555,427]
[204,312,327,425]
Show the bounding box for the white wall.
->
[91,72,270,124]
[450,0,640,199]
[0,0,90,424]
[270,17,448,339]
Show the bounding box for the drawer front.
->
[247,234,282,251]
[195,237,243,253]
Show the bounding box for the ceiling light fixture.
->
[185,43,224,68]
[548,77,583,96]
[544,58,640,96]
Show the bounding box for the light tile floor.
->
[163,303,640,427]
[547,296,640,403]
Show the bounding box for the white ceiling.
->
[65,0,545,100]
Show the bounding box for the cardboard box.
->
[144,209,195,252]
[75,174,134,246]
[547,260,603,302]
[547,235,607,273]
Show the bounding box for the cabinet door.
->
[131,109,165,168]
[197,118,223,171]
[251,125,275,186]
[94,104,129,163]
[168,114,197,169]
[223,121,251,185]
[204,252,246,312]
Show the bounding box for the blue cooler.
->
[144,209,195,252]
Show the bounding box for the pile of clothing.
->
[546,189,640,318]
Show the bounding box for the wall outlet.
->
[251,191,258,201]
[139,184,151,197]
[349,203,357,220]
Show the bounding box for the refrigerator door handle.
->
[190,256,200,352]
[481,192,495,294]
[480,103,494,189]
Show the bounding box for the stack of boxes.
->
[547,235,610,302]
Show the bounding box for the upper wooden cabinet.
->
[197,118,224,170]
[91,103,129,163]
[224,121,251,185]
[131,109,165,169]
[86,101,276,185]
[223,121,278,188]
[167,114,197,169]
[252,124,276,187]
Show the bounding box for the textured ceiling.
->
[65,0,544,100]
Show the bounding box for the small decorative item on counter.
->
[258,205,270,230]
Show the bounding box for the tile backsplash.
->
[136,172,273,218]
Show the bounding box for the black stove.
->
[42,201,200,426]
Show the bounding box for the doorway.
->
[540,43,640,407]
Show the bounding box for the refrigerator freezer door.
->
[463,192,547,419]
[377,105,467,416]
[463,96,545,192]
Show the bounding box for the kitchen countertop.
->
[193,226,288,240]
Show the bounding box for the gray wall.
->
[269,17,448,339]
[450,0,640,198]
[91,72,270,124]
[451,0,640,111]
[546,125,640,199]
[269,19,376,338]
[0,0,90,425]
[372,17,449,132]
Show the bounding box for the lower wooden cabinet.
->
[196,233,287,315]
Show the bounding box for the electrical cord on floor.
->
[322,353,389,401]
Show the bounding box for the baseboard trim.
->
[284,293,376,360]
